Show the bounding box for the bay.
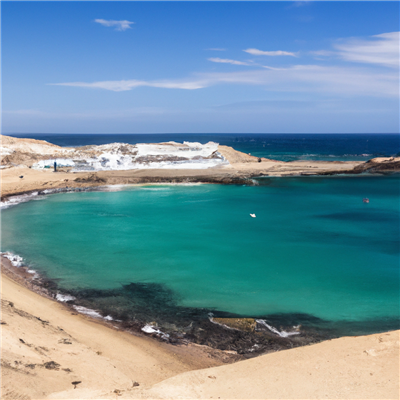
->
[2,175,399,334]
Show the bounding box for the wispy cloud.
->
[50,64,398,98]
[208,57,251,66]
[50,79,206,92]
[334,31,399,68]
[49,32,398,99]
[95,19,134,31]
[244,48,297,57]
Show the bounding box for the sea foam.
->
[141,324,170,340]
[256,319,300,337]
[0,192,42,209]
[72,305,103,319]
[56,293,76,302]
[1,252,24,267]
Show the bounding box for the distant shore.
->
[1,134,399,203]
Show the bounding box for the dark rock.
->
[43,361,60,370]
[58,338,72,345]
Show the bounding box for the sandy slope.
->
[133,332,399,399]
[0,272,238,400]
[1,271,398,400]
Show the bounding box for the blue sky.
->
[2,1,399,134]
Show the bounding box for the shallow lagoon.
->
[1,175,399,334]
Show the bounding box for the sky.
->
[1,1,399,134]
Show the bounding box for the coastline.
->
[1,133,399,202]
[2,266,399,399]
[1,249,328,356]
[1,135,399,398]
[1,267,244,399]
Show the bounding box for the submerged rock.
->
[212,318,257,332]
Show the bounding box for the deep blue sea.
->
[8,133,400,162]
[1,133,399,343]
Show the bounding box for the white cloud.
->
[50,64,398,98]
[95,19,134,31]
[50,79,206,92]
[199,65,397,98]
[334,31,399,68]
[48,31,398,99]
[261,65,284,71]
[244,48,297,57]
[208,57,251,66]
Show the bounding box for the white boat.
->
[250,214,256,218]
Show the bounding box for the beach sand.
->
[1,270,398,399]
[1,270,240,400]
[0,156,366,202]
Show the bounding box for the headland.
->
[1,134,399,203]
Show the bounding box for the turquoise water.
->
[1,176,399,330]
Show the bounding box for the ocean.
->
[7,133,400,162]
[1,133,399,351]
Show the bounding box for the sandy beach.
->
[1,270,399,399]
[1,135,399,399]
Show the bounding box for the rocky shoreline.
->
[4,246,398,361]
[1,253,329,358]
